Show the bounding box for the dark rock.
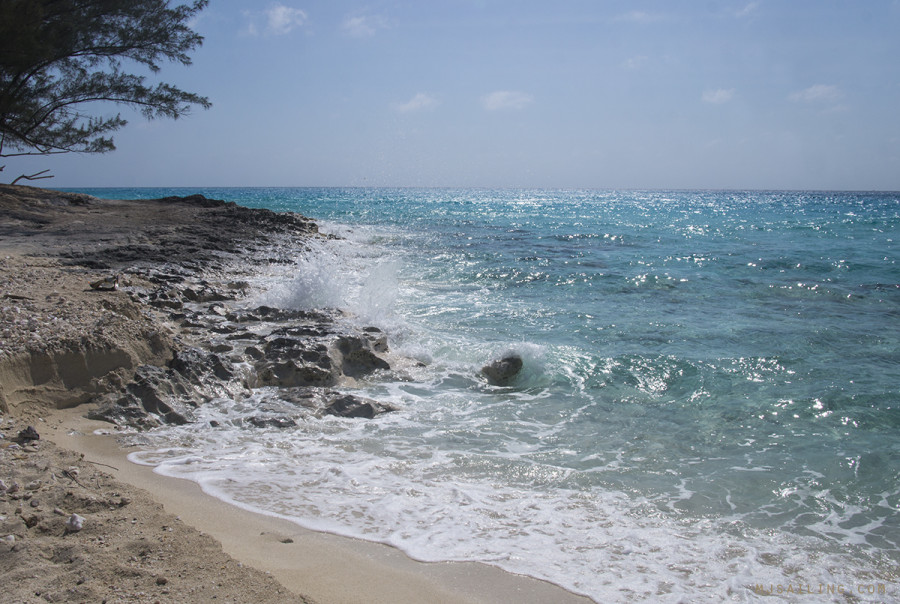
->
[363,327,389,352]
[271,324,332,338]
[150,297,183,310]
[276,388,321,409]
[481,354,523,386]
[154,193,229,208]
[171,348,232,382]
[225,331,255,340]
[88,364,205,428]
[87,347,242,429]
[17,426,40,442]
[178,286,230,304]
[209,323,240,335]
[247,416,297,429]
[266,336,307,352]
[227,306,335,325]
[324,394,396,419]
[244,346,265,360]
[259,337,331,367]
[333,336,390,378]
[254,360,334,388]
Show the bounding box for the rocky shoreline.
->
[0,184,400,430]
[0,184,402,603]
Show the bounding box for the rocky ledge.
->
[0,185,399,430]
[88,301,401,429]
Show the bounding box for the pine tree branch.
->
[10,169,53,185]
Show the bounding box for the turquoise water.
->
[70,188,900,602]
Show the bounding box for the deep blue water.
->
[67,188,900,602]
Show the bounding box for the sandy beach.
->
[0,184,592,604]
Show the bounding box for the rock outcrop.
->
[481,354,524,386]
[1,186,399,428]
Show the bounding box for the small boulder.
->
[253,360,334,388]
[65,513,85,533]
[17,426,40,442]
[333,335,390,378]
[247,416,297,429]
[481,354,523,386]
[324,394,396,419]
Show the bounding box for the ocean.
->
[69,188,899,602]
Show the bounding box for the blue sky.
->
[12,0,900,189]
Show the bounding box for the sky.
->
[9,0,900,190]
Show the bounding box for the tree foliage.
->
[0,0,211,160]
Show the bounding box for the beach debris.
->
[65,513,85,533]
[17,425,40,442]
[89,273,120,291]
[481,354,524,386]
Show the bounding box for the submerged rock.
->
[324,394,396,419]
[481,354,524,386]
[247,415,297,429]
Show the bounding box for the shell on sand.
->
[65,513,85,532]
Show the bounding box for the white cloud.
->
[265,4,307,35]
[343,14,388,38]
[616,11,664,23]
[788,84,841,103]
[623,55,648,70]
[239,11,259,36]
[702,88,736,104]
[241,4,307,36]
[482,90,533,111]
[736,2,760,18]
[393,93,438,113]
